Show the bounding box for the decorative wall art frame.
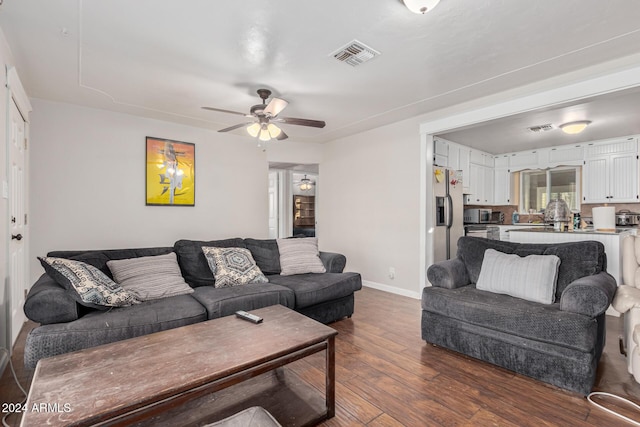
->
[145,136,195,206]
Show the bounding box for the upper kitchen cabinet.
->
[508,150,539,171]
[583,138,639,203]
[433,138,471,192]
[434,138,448,167]
[494,155,511,205]
[547,145,584,168]
[465,149,495,205]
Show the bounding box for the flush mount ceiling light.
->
[559,120,592,135]
[403,0,441,14]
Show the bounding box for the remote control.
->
[235,310,263,324]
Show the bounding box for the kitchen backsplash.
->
[465,203,640,225]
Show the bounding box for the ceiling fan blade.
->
[264,97,289,117]
[218,122,252,133]
[202,106,252,117]
[275,116,326,128]
[276,128,288,141]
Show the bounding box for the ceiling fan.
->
[202,89,326,142]
[294,174,316,192]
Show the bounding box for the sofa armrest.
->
[427,258,470,289]
[560,271,617,317]
[24,274,80,324]
[319,252,346,273]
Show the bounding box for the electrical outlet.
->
[388,267,395,279]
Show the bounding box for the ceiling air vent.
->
[527,124,554,133]
[330,40,380,67]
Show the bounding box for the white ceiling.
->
[1,0,640,146]
[438,85,640,154]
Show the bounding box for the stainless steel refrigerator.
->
[433,168,464,262]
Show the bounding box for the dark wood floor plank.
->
[366,413,406,427]
[4,286,640,427]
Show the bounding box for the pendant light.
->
[403,0,440,14]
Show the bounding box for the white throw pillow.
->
[476,249,560,304]
[276,237,326,276]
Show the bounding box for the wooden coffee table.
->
[20,305,337,427]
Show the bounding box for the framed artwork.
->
[145,136,195,206]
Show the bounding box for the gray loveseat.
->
[422,237,617,395]
[23,237,362,368]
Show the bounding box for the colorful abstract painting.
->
[145,137,195,206]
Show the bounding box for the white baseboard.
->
[362,280,421,300]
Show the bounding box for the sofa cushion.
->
[107,252,194,301]
[174,238,245,287]
[456,237,516,284]
[24,294,207,369]
[24,274,80,324]
[190,284,295,319]
[276,237,326,276]
[476,249,560,304]
[421,285,597,352]
[244,238,281,274]
[38,257,140,310]
[202,247,269,287]
[542,241,605,300]
[267,272,362,309]
[47,247,175,278]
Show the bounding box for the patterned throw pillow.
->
[39,257,140,310]
[106,252,194,301]
[276,237,326,276]
[201,247,269,288]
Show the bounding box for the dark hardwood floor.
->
[2,287,640,426]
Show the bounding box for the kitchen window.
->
[520,167,581,213]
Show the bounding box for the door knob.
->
[11,234,22,241]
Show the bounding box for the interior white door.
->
[9,99,28,346]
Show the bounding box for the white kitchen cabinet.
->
[547,145,584,167]
[508,150,539,171]
[459,147,470,192]
[583,139,639,203]
[483,166,494,204]
[494,167,511,205]
[466,163,494,204]
[494,155,509,169]
[434,139,448,167]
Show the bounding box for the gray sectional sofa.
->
[422,237,617,395]
[23,237,362,368]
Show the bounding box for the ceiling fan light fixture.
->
[403,0,440,14]
[246,122,261,138]
[559,120,592,134]
[258,127,271,142]
[299,175,313,191]
[267,123,282,139]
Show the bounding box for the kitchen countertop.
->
[509,227,632,235]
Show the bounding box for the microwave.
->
[464,208,492,224]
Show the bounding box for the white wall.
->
[319,117,423,299]
[28,99,273,284]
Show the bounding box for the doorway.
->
[268,163,319,238]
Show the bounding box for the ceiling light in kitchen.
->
[559,120,591,134]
